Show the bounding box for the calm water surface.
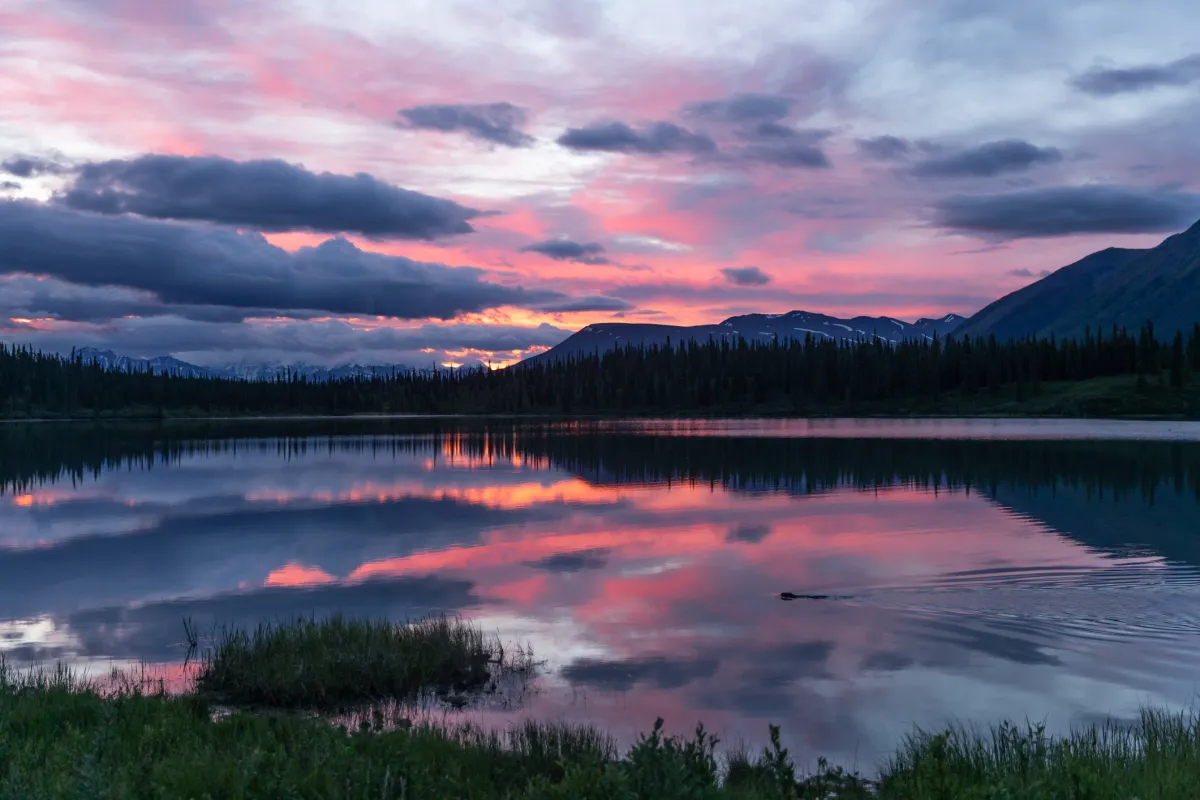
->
[3,418,1200,768]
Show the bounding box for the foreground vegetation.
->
[3,659,1200,799]
[189,615,533,708]
[5,614,1200,797]
[3,321,1200,418]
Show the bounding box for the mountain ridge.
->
[72,348,430,381]
[524,310,965,365]
[956,218,1200,341]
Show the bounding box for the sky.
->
[2,0,1200,368]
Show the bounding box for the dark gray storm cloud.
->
[911,140,1063,179]
[557,121,716,156]
[397,102,534,147]
[1,155,69,178]
[721,266,772,286]
[684,93,792,123]
[0,201,573,319]
[740,123,830,143]
[857,135,911,161]
[740,141,831,169]
[54,154,480,239]
[1072,54,1200,96]
[750,121,795,139]
[933,185,1200,239]
[521,238,609,264]
[0,276,272,323]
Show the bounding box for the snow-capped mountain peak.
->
[70,348,427,381]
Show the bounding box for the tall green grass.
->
[3,657,1200,799]
[188,614,534,708]
[6,645,1200,797]
[880,711,1200,799]
[0,663,861,800]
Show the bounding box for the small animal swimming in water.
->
[780,592,831,601]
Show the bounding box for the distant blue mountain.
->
[72,348,428,381]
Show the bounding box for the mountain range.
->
[525,311,965,364]
[74,348,428,382]
[58,217,1200,374]
[530,217,1200,363]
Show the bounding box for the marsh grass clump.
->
[880,710,1200,799]
[190,614,532,708]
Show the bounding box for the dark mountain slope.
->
[956,219,1200,341]
[1054,219,1200,339]
[955,249,1143,340]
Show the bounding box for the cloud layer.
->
[56,155,481,239]
[557,121,716,156]
[0,201,609,319]
[2,155,69,178]
[722,266,772,286]
[1072,54,1200,95]
[398,103,534,147]
[933,186,1200,239]
[521,239,609,264]
[911,141,1063,179]
[684,93,793,123]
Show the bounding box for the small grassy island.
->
[187,615,533,708]
[2,615,1199,798]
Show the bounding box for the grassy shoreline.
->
[3,663,1199,798]
[4,616,1200,797]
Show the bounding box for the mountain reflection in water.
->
[2,418,1199,767]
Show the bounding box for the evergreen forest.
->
[2,322,1200,419]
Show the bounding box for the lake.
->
[3,417,1200,770]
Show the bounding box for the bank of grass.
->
[877,711,1200,799]
[189,614,534,708]
[3,660,1200,798]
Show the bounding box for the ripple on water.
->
[838,559,1200,659]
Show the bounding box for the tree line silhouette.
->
[2,321,1199,418]
[3,420,1198,505]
